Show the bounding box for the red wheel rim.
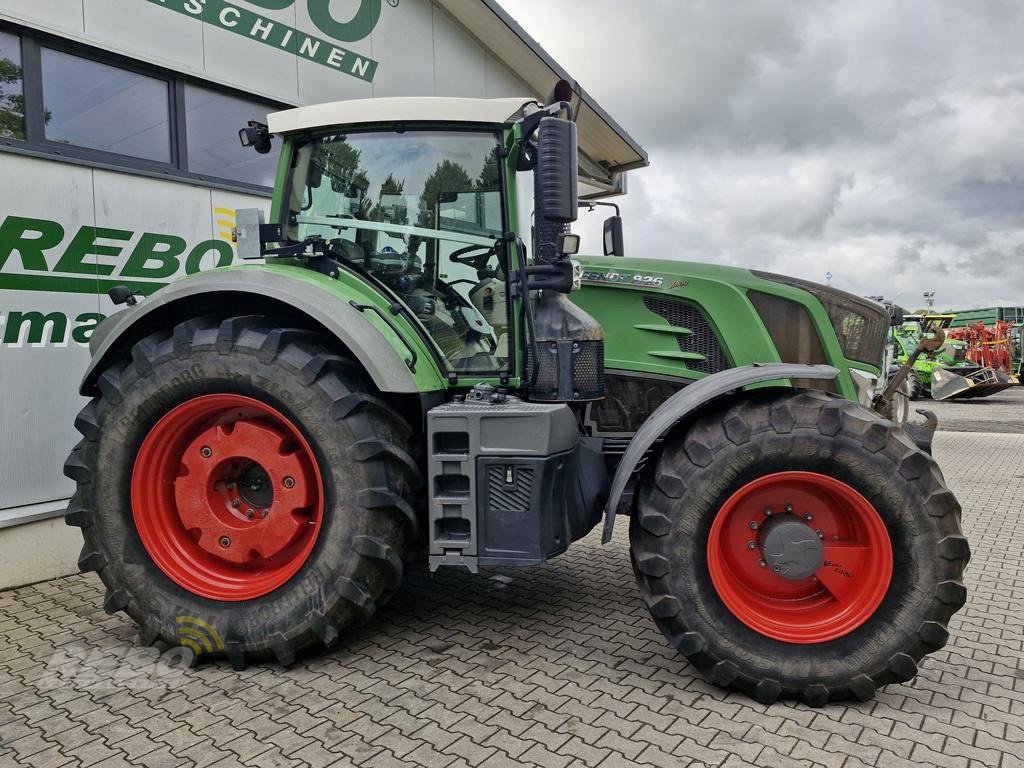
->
[706,471,892,643]
[131,394,323,601]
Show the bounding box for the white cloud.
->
[500,0,1024,309]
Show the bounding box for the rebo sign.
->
[149,0,389,82]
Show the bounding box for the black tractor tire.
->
[630,389,968,705]
[907,370,923,400]
[63,315,420,668]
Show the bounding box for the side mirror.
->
[536,116,578,224]
[603,215,624,257]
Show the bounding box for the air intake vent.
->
[642,296,728,375]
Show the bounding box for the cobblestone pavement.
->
[1,427,1022,767]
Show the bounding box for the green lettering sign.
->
[147,0,381,82]
[122,233,188,279]
[54,227,132,276]
[185,240,234,274]
[0,216,64,272]
[3,310,67,345]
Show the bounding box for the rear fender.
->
[601,363,839,543]
[82,265,448,395]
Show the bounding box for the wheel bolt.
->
[748,521,758,530]
[803,512,813,521]
[763,507,773,516]
[784,504,793,514]
[772,564,782,573]
[758,559,767,568]
[816,530,824,539]
[746,540,757,550]
[200,446,212,458]
[230,499,240,508]
[261,509,269,518]
[219,536,231,548]
[245,508,254,519]
[283,476,295,489]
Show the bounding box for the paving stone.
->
[0,426,1020,768]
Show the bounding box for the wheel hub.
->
[131,394,323,601]
[706,471,893,643]
[174,420,314,565]
[759,515,824,580]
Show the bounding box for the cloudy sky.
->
[500,0,1024,310]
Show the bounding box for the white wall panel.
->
[0,155,95,511]
[485,52,532,99]
[82,0,203,72]
[369,0,435,97]
[431,5,486,98]
[0,0,84,35]
[203,4,300,103]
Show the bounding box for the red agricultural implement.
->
[947,321,1017,375]
[938,321,1020,399]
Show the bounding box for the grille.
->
[572,341,604,399]
[527,339,604,401]
[642,297,729,374]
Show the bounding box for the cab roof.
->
[267,96,539,134]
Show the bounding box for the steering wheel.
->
[449,243,496,272]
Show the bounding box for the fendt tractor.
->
[64,89,969,706]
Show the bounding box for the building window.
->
[184,84,277,187]
[0,30,24,140]
[40,47,171,163]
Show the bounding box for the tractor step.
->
[426,387,603,571]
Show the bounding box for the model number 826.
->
[581,271,664,288]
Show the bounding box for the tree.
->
[475,146,500,191]
[0,58,25,140]
[416,159,472,230]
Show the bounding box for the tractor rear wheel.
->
[64,315,420,667]
[631,389,968,705]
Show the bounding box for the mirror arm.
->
[579,200,620,216]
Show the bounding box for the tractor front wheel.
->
[64,315,420,667]
[631,389,968,705]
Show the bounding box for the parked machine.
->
[895,315,1014,400]
[947,320,1019,377]
[64,92,968,706]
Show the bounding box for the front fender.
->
[82,264,448,395]
[601,363,839,543]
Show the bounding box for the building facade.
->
[0,0,644,588]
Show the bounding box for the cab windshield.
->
[285,130,509,374]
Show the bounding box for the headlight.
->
[751,271,888,367]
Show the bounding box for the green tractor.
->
[64,93,968,706]
[892,314,978,398]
